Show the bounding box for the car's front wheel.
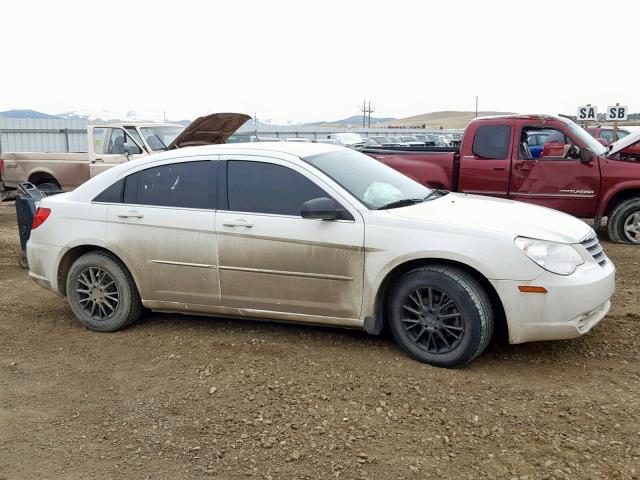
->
[66,251,142,332]
[388,265,493,368]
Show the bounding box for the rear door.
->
[457,123,513,196]
[89,126,146,178]
[508,123,600,217]
[215,156,365,321]
[105,157,220,306]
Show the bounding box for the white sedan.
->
[26,143,615,367]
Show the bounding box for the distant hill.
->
[0,109,61,119]
[382,111,516,129]
[308,115,395,127]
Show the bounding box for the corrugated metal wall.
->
[0,118,88,154]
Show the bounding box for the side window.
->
[99,128,143,155]
[227,160,329,216]
[93,128,108,154]
[472,125,511,159]
[93,178,124,203]
[600,130,614,143]
[123,161,215,209]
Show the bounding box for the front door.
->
[215,156,365,321]
[105,158,220,306]
[89,126,146,178]
[509,125,600,217]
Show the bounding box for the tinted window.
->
[227,161,328,216]
[472,125,511,159]
[123,161,214,209]
[93,178,124,203]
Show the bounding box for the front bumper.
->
[491,259,615,344]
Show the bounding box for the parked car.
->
[365,136,399,147]
[284,138,311,142]
[397,136,426,147]
[412,134,437,147]
[0,113,250,193]
[27,142,614,368]
[587,126,640,160]
[526,129,554,158]
[326,132,366,148]
[363,114,640,244]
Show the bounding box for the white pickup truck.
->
[1,113,249,192]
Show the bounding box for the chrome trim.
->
[150,260,216,269]
[462,190,507,195]
[512,192,595,199]
[219,265,353,281]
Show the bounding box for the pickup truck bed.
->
[2,152,90,190]
[362,147,459,190]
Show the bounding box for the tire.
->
[66,251,142,332]
[607,198,640,244]
[36,181,62,195]
[388,266,493,368]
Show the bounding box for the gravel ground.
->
[0,202,639,479]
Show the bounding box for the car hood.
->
[388,192,592,243]
[608,128,640,157]
[168,112,251,149]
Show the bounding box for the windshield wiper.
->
[423,189,450,201]
[376,198,423,210]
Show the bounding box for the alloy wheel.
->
[75,267,120,320]
[400,287,464,354]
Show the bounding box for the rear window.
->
[472,125,511,159]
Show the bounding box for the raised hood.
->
[389,193,592,244]
[608,128,640,157]
[168,112,251,149]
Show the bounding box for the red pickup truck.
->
[587,126,640,160]
[362,114,640,244]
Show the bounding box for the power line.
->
[359,100,375,128]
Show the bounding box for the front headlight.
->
[515,237,584,276]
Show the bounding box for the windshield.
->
[371,136,391,143]
[562,119,607,156]
[305,149,431,209]
[139,126,185,151]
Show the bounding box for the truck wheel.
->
[66,251,142,332]
[36,181,62,195]
[607,198,640,244]
[387,265,493,368]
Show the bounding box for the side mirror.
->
[579,147,596,164]
[301,197,341,221]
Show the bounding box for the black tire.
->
[388,265,493,368]
[18,253,29,269]
[607,198,640,244]
[36,181,62,195]
[66,251,142,332]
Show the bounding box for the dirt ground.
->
[0,202,638,480]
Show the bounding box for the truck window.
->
[472,125,511,159]
[519,126,578,160]
[93,128,143,155]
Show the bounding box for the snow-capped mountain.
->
[56,109,161,122]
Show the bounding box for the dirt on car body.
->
[0,202,639,479]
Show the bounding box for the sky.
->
[1,0,638,123]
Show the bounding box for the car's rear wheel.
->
[607,198,640,244]
[388,265,493,368]
[66,251,142,332]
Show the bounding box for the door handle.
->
[223,219,253,228]
[493,167,506,171]
[117,210,144,219]
[92,158,104,163]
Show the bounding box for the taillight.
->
[32,207,51,229]
[0,158,4,176]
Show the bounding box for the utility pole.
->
[359,100,375,128]
[613,102,619,142]
[163,111,166,122]
[475,95,478,118]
